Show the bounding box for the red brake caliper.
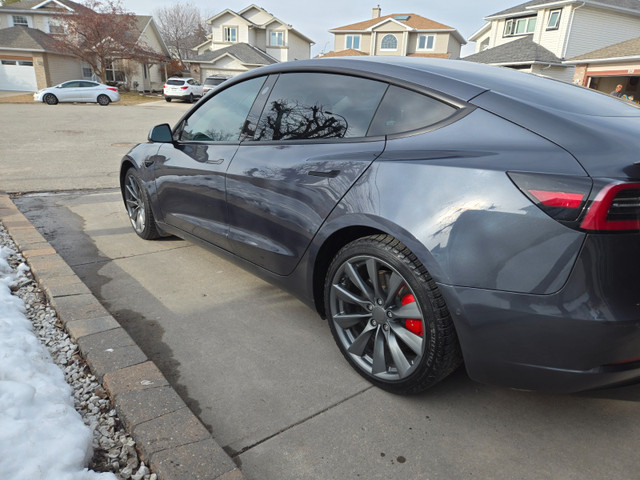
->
[401,294,423,336]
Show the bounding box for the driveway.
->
[3,103,640,480]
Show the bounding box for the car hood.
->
[472,90,640,179]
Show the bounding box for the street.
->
[3,102,640,480]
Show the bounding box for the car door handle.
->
[206,158,225,165]
[308,169,340,178]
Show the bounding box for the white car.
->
[163,77,202,103]
[34,80,120,106]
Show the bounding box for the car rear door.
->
[226,72,388,275]
[151,76,267,250]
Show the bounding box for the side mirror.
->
[148,123,173,143]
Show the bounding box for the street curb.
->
[0,193,244,480]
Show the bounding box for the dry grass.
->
[0,91,164,105]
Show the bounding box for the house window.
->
[346,35,360,50]
[48,21,64,34]
[504,16,536,36]
[18,60,33,66]
[418,35,435,50]
[105,62,125,83]
[270,31,284,46]
[547,9,561,30]
[224,26,237,42]
[380,34,397,50]
[82,64,93,79]
[12,15,28,26]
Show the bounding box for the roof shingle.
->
[331,13,454,31]
[463,36,562,65]
[187,43,278,66]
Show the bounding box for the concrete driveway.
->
[3,103,640,480]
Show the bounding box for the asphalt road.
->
[3,102,640,480]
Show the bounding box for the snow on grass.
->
[0,245,116,480]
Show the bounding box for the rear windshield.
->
[167,79,185,86]
[204,78,226,86]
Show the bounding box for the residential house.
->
[186,4,313,82]
[465,0,640,82]
[0,0,170,91]
[565,36,640,98]
[322,6,466,59]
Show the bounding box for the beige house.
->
[187,4,313,82]
[565,36,640,98]
[466,0,640,83]
[323,7,465,59]
[0,0,170,92]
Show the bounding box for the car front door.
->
[56,81,82,101]
[151,76,268,250]
[226,72,389,275]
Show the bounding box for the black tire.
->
[44,93,58,105]
[123,169,160,240]
[165,97,172,102]
[187,93,194,103]
[97,94,110,106]
[324,234,462,394]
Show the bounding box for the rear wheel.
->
[165,97,172,102]
[43,93,58,105]
[123,169,160,240]
[324,234,461,394]
[187,93,194,103]
[97,94,110,106]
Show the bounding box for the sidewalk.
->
[0,192,243,480]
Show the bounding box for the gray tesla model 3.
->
[120,57,640,394]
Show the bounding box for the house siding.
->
[288,31,310,60]
[566,7,640,59]
[535,6,572,57]
[447,34,461,59]
[44,53,82,85]
[531,64,574,83]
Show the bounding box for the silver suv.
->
[163,77,202,103]
[202,76,228,95]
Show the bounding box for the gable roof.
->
[565,35,640,62]
[487,0,640,19]
[0,0,83,12]
[331,13,454,32]
[0,25,67,53]
[319,48,368,58]
[463,35,563,65]
[186,42,278,66]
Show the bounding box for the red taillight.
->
[163,84,167,89]
[580,183,640,231]
[528,190,585,209]
[107,87,118,92]
[181,86,188,90]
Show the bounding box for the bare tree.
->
[154,2,207,62]
[52,0,168,83]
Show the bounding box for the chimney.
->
[372,5,381,18]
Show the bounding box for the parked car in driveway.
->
[163,77,202,103]
[202,75,228,95]
[120,57,640,395]
[34,80,120,105]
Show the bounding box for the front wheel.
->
[165,97,172,102]
[44,93,58,105]
[97,94,110,106]
[123,169,160,240]
[324,234,462,394]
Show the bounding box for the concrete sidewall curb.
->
[0,192,243,480]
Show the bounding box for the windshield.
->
[167,79,185,86]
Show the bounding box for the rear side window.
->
[367,86,456,136]
[180,76,265,142]
[254,73,388,141]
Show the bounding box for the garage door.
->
[0,57,37,91]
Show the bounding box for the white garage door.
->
[0,58,37,91]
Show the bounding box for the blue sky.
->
[122,0,520,57]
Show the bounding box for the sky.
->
[119,0,521,57]
[0,245,115,480]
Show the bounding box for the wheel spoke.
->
[333,312,371,329]
[389,323,423,356]
[371,329,387,375]
[332,283,370,309]
[345,261,374,302]
[384,272,404,307]
[386,330,411,377]
[366,258,383,300]
[391,302,422,320]
[347,323,376,356]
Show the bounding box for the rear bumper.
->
[441,233,640,393]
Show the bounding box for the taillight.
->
[509,172,640,232]
[508,172,592,223]
[181,86,188,90]
[107,87,118,92]
[163,84,167,89]
[580,183,640,231]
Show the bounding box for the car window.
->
[254,73,388,141]
[79,81,97,88]
[180,76,266,142]
[367,86,457,136]
[61,81,81,88]
[167,79,185,86]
